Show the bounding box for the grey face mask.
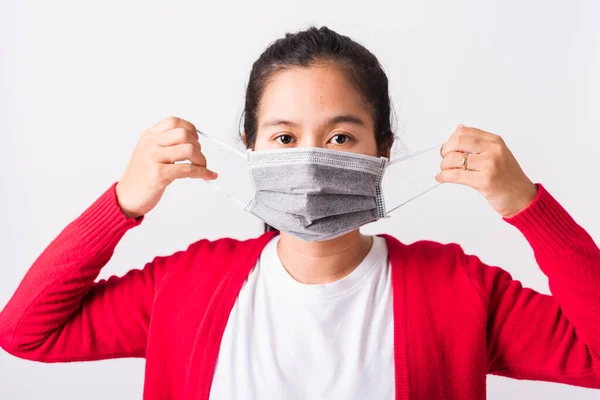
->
[197,130,442,242]
[245,147,388,241]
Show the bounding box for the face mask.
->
[197,130,442,242]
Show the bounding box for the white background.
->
[1,0,599,399]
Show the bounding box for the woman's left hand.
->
[435,124,538,219]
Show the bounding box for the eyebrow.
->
[260,114,367,129]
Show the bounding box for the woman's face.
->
[253,63,379,157]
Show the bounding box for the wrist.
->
[115,181,143,219]
[502,183,538,219]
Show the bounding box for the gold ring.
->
[461,153,468,170]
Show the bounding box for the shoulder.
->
[379,233,467,265]
[379,234,500,303]
[150,231,278,289]
[184,231,278,260]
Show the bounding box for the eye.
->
[274,134,295,145]
[329,133,352,145]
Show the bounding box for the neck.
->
[276,229,374,285]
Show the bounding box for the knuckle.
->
[181,163,193,174]
[165,116,181,129]
[173,127,187,142]
[441,142,452,156]
[493,141,505,156]
[183,143,195,157]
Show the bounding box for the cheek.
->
[355,134,380,157]
[252,131,275,151]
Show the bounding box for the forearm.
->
[504,183,600,352]
[0,183,142,354]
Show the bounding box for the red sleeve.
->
[0,183,173,362]
[462,183,600,387]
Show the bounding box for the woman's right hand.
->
[115,116,218,218]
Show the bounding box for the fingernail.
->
[457,124,465,128]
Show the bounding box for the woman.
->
[0,26,599,400]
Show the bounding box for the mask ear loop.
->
[387,142,445,166]
[195,129,251,209]
[385,183,442,216]
[384,142,445,216]
[196,129,246,159]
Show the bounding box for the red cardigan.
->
[0,182,599,399]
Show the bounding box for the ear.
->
[241,131,248,146]
[378,144,392,159]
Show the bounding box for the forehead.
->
[258,64,372,125]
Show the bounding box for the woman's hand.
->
[115,116,218,219]
[435,124,537,219]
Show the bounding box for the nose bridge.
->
[300,126,326,148]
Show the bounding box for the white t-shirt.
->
[210,235,394,399]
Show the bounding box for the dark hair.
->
[240,25,398,234]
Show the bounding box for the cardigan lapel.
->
[189,232,409,400]
[380,234,411,400]
[190,231,279,400]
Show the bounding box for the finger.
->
[440,151,486,172]
[155,128,201,149]
[434,168,479,188]
[155,143,207,166]
[440,134,487,158]
[452,124,502,143]
[161,163,218,182]
[146,116,198,136]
